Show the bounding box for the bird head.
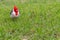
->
[14,5,18,16]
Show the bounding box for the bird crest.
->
[14,5,18,16]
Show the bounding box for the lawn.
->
[0,0,60,40]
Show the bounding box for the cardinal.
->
[10,5,19,18]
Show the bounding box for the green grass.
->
[0,0,60,40]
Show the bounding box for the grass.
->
[0,0,60,40]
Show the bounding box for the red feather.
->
[14,5,18,16]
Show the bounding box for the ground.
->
[0,0,60,40]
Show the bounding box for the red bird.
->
[10,6,19,18]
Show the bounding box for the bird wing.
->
[10,9,13,14]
